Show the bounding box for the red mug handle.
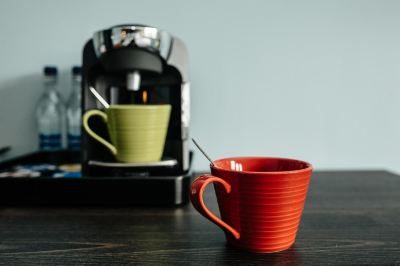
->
[190,175,240,239]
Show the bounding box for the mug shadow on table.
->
[220,244,302,265]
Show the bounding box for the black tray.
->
[0,151,192,206]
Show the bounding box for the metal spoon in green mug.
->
[90,86,109,109]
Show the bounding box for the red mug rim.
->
[211,156,313,175]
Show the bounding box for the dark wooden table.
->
[0,170,399,265]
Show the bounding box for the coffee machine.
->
[81,25,192,205]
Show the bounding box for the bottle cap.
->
[43,66,58,76]
[72,66,82,76]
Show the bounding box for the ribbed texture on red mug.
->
[191,157,312,253]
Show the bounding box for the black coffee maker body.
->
[81,25,191,181]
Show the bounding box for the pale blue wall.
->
[1,0,400,172]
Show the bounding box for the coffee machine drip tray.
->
[88,158,178,168]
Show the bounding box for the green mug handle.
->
[82,110,117,156]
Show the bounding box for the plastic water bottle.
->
[36,66,65,150]
[66,66,82,150]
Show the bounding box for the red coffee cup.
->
[191,157,313,253]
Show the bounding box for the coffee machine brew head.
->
[92,25,171,92]
[82,24,191,177]
[126,71,141,91]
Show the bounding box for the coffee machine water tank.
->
[81,25,190,178]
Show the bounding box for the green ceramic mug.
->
[82,104,171,163]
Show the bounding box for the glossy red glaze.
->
[190,157,312,253]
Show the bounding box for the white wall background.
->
[0,0,399,172]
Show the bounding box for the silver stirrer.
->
[191,138,214,166]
